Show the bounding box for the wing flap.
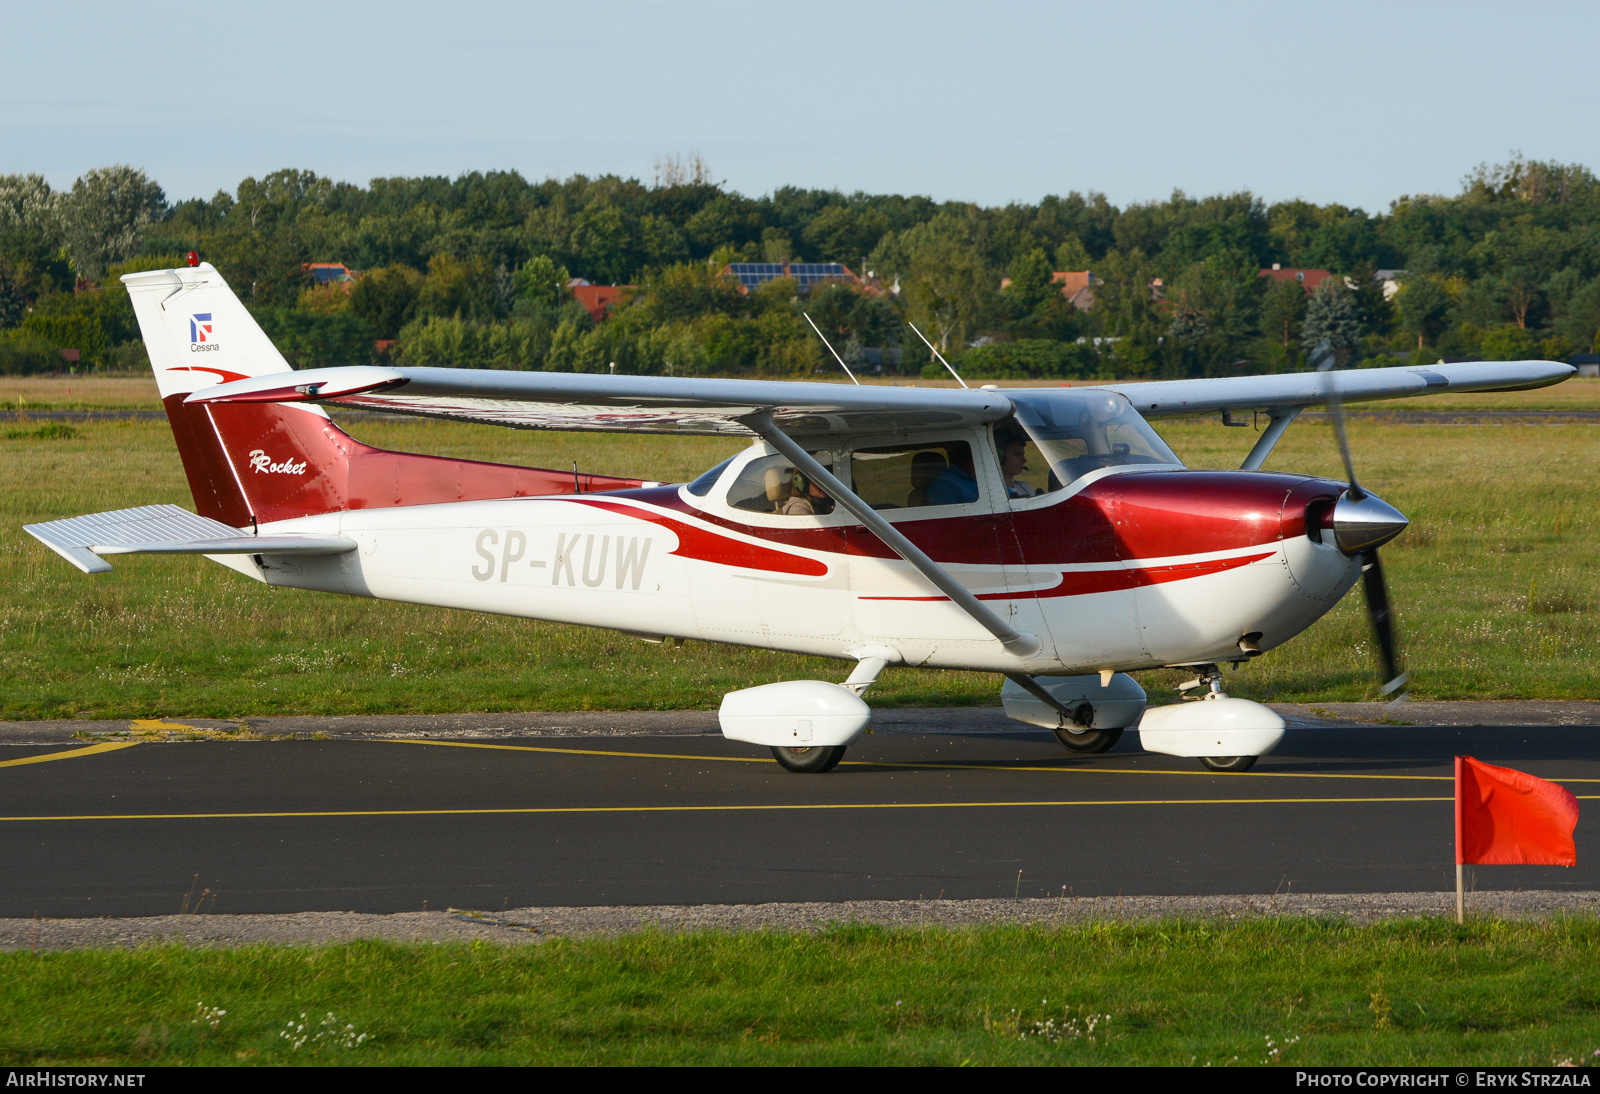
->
[24,504,354,574]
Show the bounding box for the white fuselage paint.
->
[228,483,1363,676]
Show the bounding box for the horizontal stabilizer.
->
[24,504,354,574]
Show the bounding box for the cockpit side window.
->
[724,451,837,516]
[993,420,1050,500]
[849,439,980,510]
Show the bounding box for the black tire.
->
[771,745,847,773]
[1051,725,1124,754]
[1198,755,1258,773]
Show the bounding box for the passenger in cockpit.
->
[924,447,980,505]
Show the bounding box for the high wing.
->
[185,359,1573,436]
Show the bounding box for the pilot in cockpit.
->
[780,471,834,516]
[995,421,1038,499]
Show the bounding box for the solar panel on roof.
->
[724,261,853,293]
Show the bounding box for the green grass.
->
[4,919,1600,1065]
[1,376,1597,719]
[0,375,161,410]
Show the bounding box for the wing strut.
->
[747,412,1041,659]
[1240,406,1303,471]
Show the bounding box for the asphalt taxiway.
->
[1,710,1597,918]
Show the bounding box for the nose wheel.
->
[771,745,846,773]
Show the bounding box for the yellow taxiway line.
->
[0,796,1477,822]
[0,742,139,768]
[389,739,1600,785]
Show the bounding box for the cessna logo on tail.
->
[189,313,219,352]
[248,450,307,475]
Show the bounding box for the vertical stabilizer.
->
[123,263,352,527]
[123,263,646,527]
[123,263,300,399]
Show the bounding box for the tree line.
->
[1,153,1596,380]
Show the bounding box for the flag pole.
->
[1454,755,1464,925]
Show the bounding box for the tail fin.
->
[125,263,642,527]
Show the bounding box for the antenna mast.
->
[802,312,860,385]
[907,322,967,388]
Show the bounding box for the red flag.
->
[1455,756,1578,866]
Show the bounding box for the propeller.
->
[1313,343,1410,701]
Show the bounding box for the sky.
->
[3,0,1596,212]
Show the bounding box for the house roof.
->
[1259,267,1334,293]
[1051,271,1092,296]
[306,262,356,284]
[570,284,633,322]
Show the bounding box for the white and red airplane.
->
[25,262,1572,772]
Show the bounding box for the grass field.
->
[3,919,1598,1065]
[1,377,1596,719]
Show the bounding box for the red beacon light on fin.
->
[186,252,200,268]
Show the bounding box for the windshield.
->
[724,451,836,516]
[685,457,735,497]
[1008,389,1182,492]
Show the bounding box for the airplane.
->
[23,260,1573,773]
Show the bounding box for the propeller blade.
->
[1315,344,1365,502]
[1360,549,1408,700]
[1312,346,1405,698]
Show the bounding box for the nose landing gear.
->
[1140,667,1284,772]
[1198,754,1258,773]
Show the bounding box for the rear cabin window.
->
[725,451,837,516]
[848,440,978,510]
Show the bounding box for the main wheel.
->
[771,745,847,773]
[1198,755,1258,773]
[1051,725,1124,754]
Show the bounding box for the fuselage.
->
[224,442,1362,676]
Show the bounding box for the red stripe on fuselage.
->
[570,498,829,577]
[613,471,1316,569]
